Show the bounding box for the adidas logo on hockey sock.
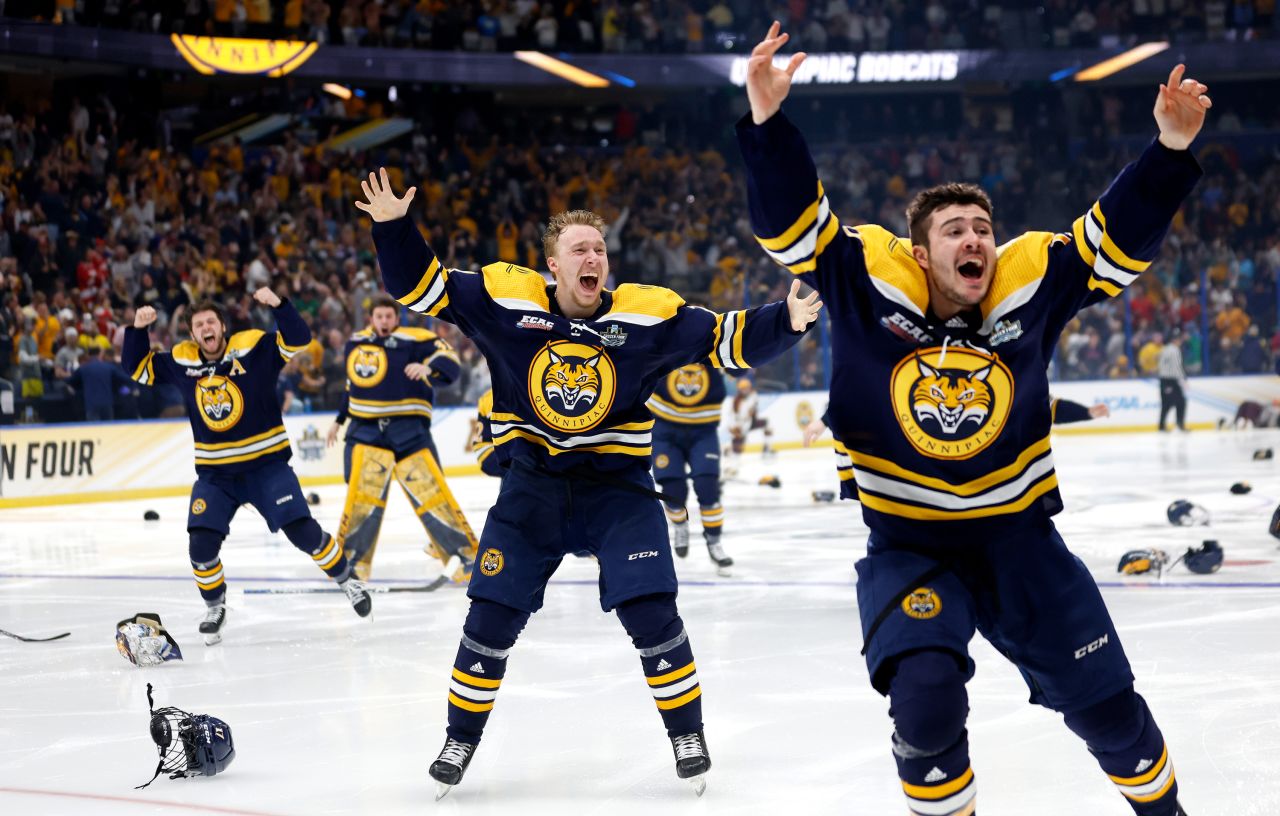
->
[469,662,485,674]
[923,767,947,783]
[655,659,672,671]
[1134,758,1153,773]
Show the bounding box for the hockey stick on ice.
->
[243,581,453,596]
[0,627,71,642]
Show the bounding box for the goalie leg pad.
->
[394,447,479,567]
[337,443,396,580]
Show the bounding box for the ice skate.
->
[671,731,711,796]
[429,737,476,800]
[706,532,733,575]
[672,521,690,558]
[199,604,226,646]
[340,577,373,617]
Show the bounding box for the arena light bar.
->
[514,51,610,88]
[1074,42,1169,82]
[323,83,352,100]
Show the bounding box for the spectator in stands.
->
[66,345,132,421]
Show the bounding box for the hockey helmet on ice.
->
[1166,500,1210,527]
[137,684,235,788]
[1269,505,1280,541]
[1182,540,1224,575]
[1117,549,1169,576]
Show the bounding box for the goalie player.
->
[326,294,479,586]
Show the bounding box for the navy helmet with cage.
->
[137,684,235,788]
[1166,499,1210,527]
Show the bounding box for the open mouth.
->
[578,273,600,295]
[958,259,985,280]
[201,333,218,346]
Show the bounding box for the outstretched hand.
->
[355,168,417,222]
[746,21,807,125]
[1154,64,1211,151]
[786,279,823,332]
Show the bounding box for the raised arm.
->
[663,279,821,372]
[1056,65,1208,312]
[255,287,311,365]
[737,23,863,294]
[122,305,170,386]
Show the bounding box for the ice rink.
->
[3,428,1279,815]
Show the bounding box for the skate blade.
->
[434,781,455,801]
[203,632,222,646]
[686,774,707,797]
[715,566,733,578]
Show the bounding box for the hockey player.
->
[357,173,821,798]
[723,377,774,478]
[464,388,503,477]
[739,22,1208,815]
[325,294,478,586]
[123,290,371,644]
[647,359,733,569]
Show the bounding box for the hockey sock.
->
[698,503,723,537]
[691,474,722,536]
[888,650,975,816]
[445,599,530,745]
[283,517,351,582]
[1064,688,1179,815]
[617,594,702,738]
[658,478,688,524]
[189,528,227,605]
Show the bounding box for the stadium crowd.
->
[1,75,1278,423]
[5,0,1280,54]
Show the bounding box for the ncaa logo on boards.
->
[527,341,617,433]
[479,548,505,576]
[901,587,942,620]
[795,400,815,429]
[667,365,709,406]
[195,375,245,432]
[890,346,1013,461]
[192,498,207,515]
[347,344,388,388]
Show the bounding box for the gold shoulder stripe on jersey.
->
[482,261,549,312]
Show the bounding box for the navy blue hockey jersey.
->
[122,302,312,473]
[370,217,807,473]
[646,361,726,426]
[337,325,460,422]
[738,112,1201,545]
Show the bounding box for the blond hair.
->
[542,210,606,258]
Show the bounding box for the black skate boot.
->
[340,577,372,617]
[706,532,733,572]
[1174,803,1189,816]
[199,604,227,646]
[672,521,690,558]
[671,731,711,796]
[430,737,477,800]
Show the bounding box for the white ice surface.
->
[2,429,1279,815]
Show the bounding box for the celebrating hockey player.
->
[357,172,821,798]
[724,377,775,480]
[647,359,734,570]
[326,294,478,586]
[739,22,1208,816]
[124,289,371,644]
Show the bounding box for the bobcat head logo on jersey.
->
[528,341,617,432]
[890,345,1012,460]
[195,375,244,432]
[912,357,993,435]
[901,587,942,620]
[346,344,387,388]
[667,364,710,406]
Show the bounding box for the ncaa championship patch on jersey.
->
[890,347,1013,460]
[901,587,942,620]
[196,376,244,432]
[527,341,617,432]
